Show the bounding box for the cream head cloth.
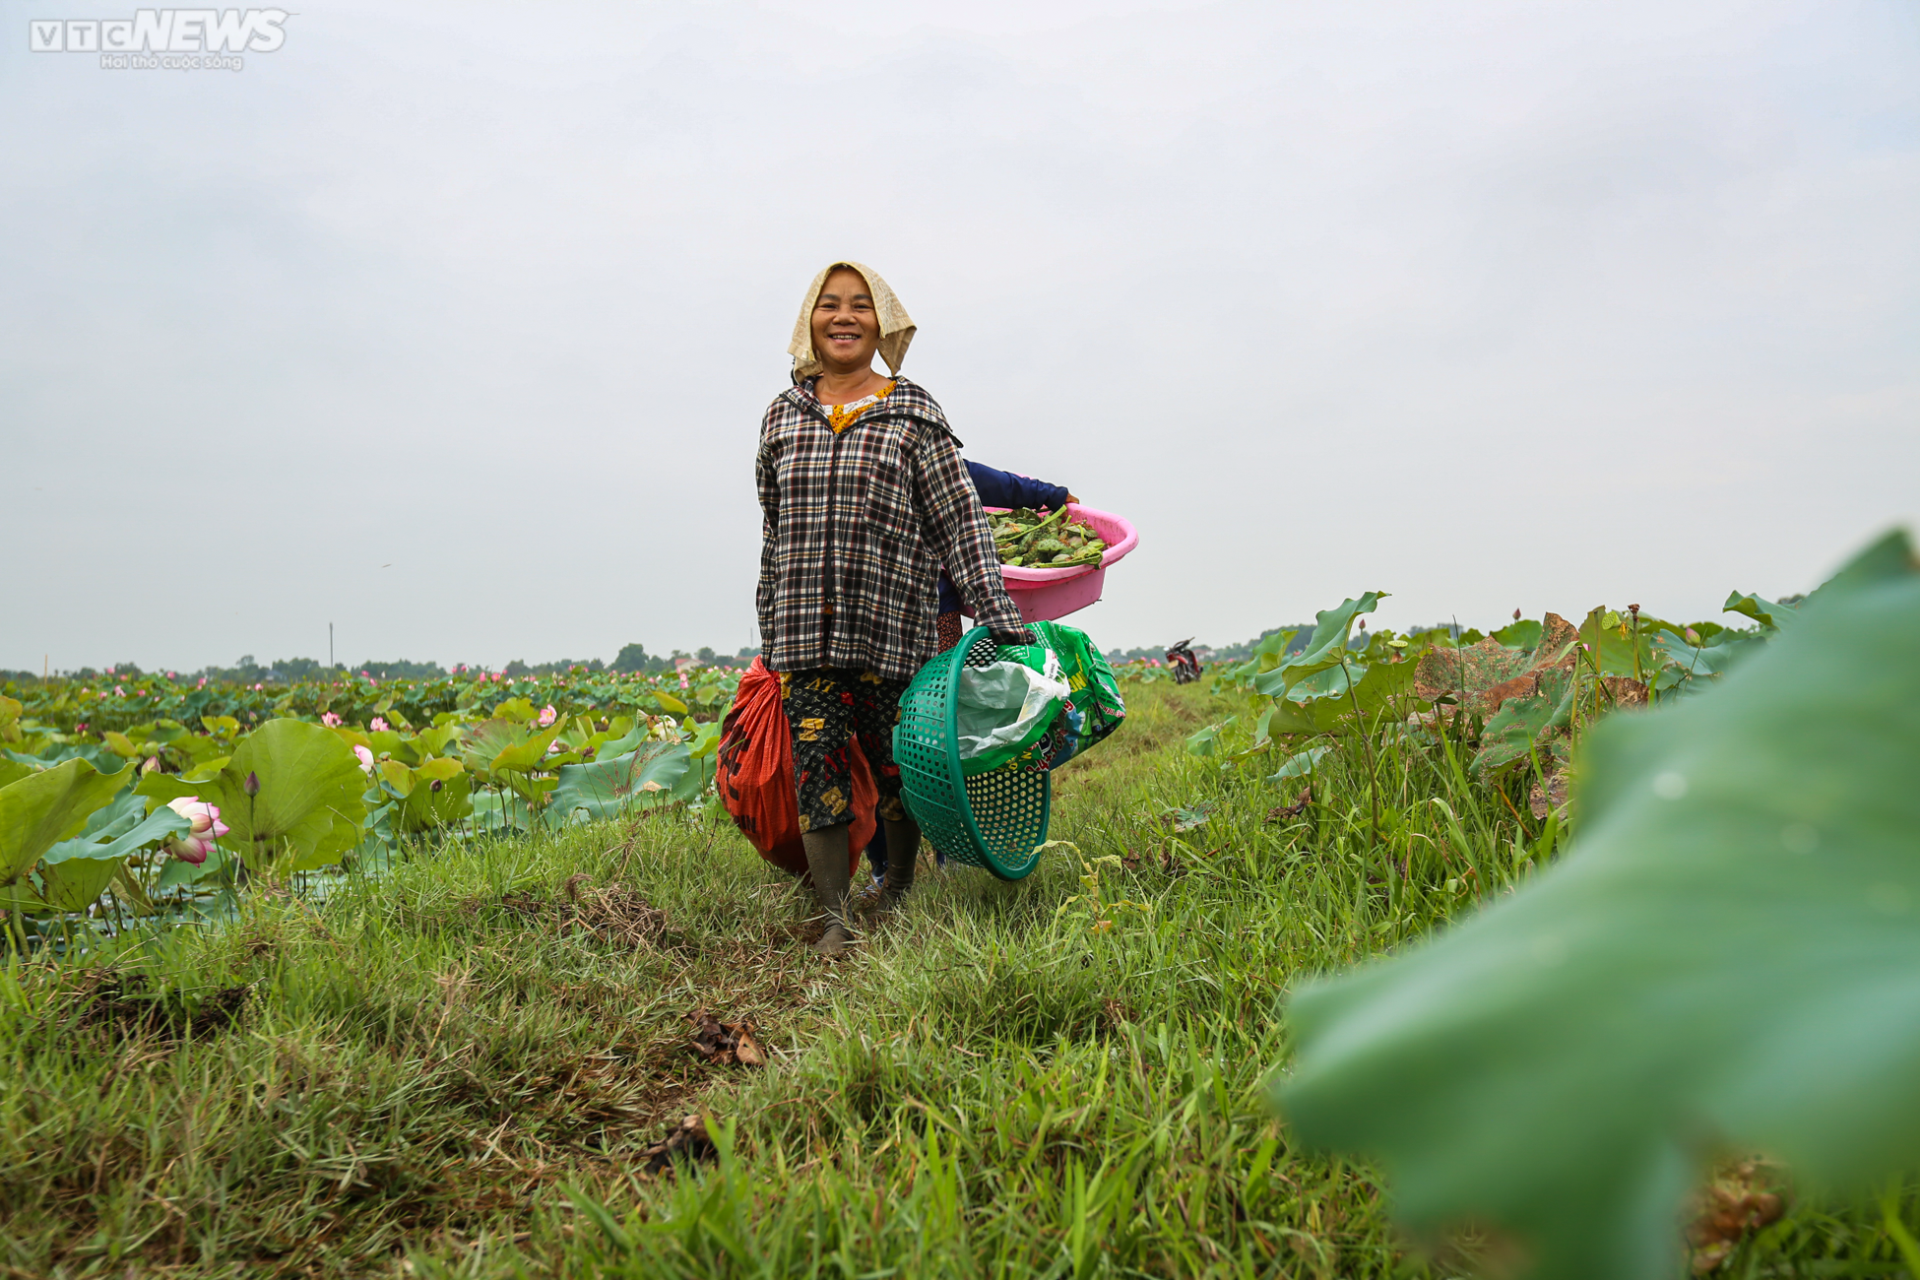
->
[788,261,916,382]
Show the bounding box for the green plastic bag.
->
[968,622,1128,775]
[955,644,1070,776]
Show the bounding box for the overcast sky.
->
[3,0,1915,673]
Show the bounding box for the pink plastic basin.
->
[961,504,1139,625]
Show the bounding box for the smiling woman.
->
[753,261,1033,955]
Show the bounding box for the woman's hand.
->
[992,625,1037,647]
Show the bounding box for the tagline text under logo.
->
[29,10,289,70]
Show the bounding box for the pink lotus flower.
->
[322,712,342,727]
[370,717,390,733]
[537,704,557,728]
[164,796,228,865]
[253,683,263,691]
[114,685,125,696]
[353,744,375,774]
[547,738,565,754]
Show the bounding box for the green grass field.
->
[0,682,1906,1278]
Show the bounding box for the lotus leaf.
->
[0,757,135,886]
[1277,530,1920,1280]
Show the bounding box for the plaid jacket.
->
[756,376,1028,681]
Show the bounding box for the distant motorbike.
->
[1166,638,1203,685]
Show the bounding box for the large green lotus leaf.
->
[1473,667,1574,774]
[1346,657,1421,714]
[134,772,215,807]
[1263,696,1347,736]
[549,741,692,825]
[0,758,134,884]
[490,697,538,724]
[1263,659,1421,736]
[0,695,21,742]
[459,719,524,778]
[1723,590,1796,630]
[1260,661,1358,702]
[1648,631,1760,702]
[0,759,32,789]
[393,764,472,834]
[234,721,368,869]
[491,724,565,775]
[1277,530,1920,1280]
[36,857,123,913]
[288,812,369,872]
[139,719,367,872]
[43,791,190,866]
[1229,627,1301,681]
[377,759,417,798]
[6,790,181,914]
[415,724,461,759]
[7,743,124,773]
[1491,618,1543,649]
[671,745,715,803]
[591,721,649,761]
[1250,594,1383,696]
[1576,607,1656,678]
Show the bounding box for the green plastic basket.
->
[894,628,1051,880]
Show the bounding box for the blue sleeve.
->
[965,460,1070,512]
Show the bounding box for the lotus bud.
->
[1513,609,1522,621]
[141,756,161,774]
[163,795,228,865]
[353,744,375,774]
[243,771,260,797]
[430,779,443,792]
[1684,627,1701,646]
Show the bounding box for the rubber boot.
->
[881,817,921,906]
[802,826,854,956]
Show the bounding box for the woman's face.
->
[810,268,881,373]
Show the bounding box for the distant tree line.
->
[6,643,767,686]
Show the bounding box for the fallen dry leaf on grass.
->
[689,1010,765,1067]
[1265,785,1313,823]
[640,1113,716,1173]
[1686,1161,1786,1274]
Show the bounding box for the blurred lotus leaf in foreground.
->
[1277,530,1920,1279]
